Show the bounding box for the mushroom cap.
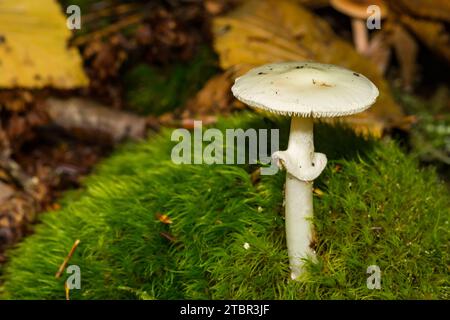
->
[330,0,387,19]
[231,61,379,117]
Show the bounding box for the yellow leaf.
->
[213,0,404,137]
[332,164,342,173]
[156,213,173,224]
[0,0,89,89]
[313,188,324,197]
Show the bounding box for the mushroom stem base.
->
[285,172,316,280]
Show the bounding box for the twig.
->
[160,232,177,243]
[81,3,140,24]
[72,13,144,46]
[45,98,147,143]
[55,239,81,279]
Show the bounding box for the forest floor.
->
[0,0,448,298]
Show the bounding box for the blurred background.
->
[0,0,449,262]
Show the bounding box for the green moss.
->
[124,47,219,115]
[0,113,448,299]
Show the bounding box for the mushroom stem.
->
[351,18,369,54]
[285,117,316,279]
[273,117,327,280]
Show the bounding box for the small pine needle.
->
[55,239,80,279]
[160,232,176,243]
[64,282,70,300]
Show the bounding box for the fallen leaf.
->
[0,181,14,203]
[156,213,173,224]
[294,0,330,9]
[399,15,450,65]
[250,167,261,185]
[0,217,10,228]
[212,0,404,136]
[184,69,240,117]
[389,0,450,22]
[204,0,241,16]
[313,188,324,197]
[390,24,419,91]
[180,116,218,130]
[0,0,88,89]
[49,203,61,211]
[366,30,391,75]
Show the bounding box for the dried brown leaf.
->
[391,24,419,91]
[400,15,450,65]
[389,0,450,22]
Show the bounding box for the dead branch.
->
[45,97,147,144]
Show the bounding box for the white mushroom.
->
[231,61,379,280]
